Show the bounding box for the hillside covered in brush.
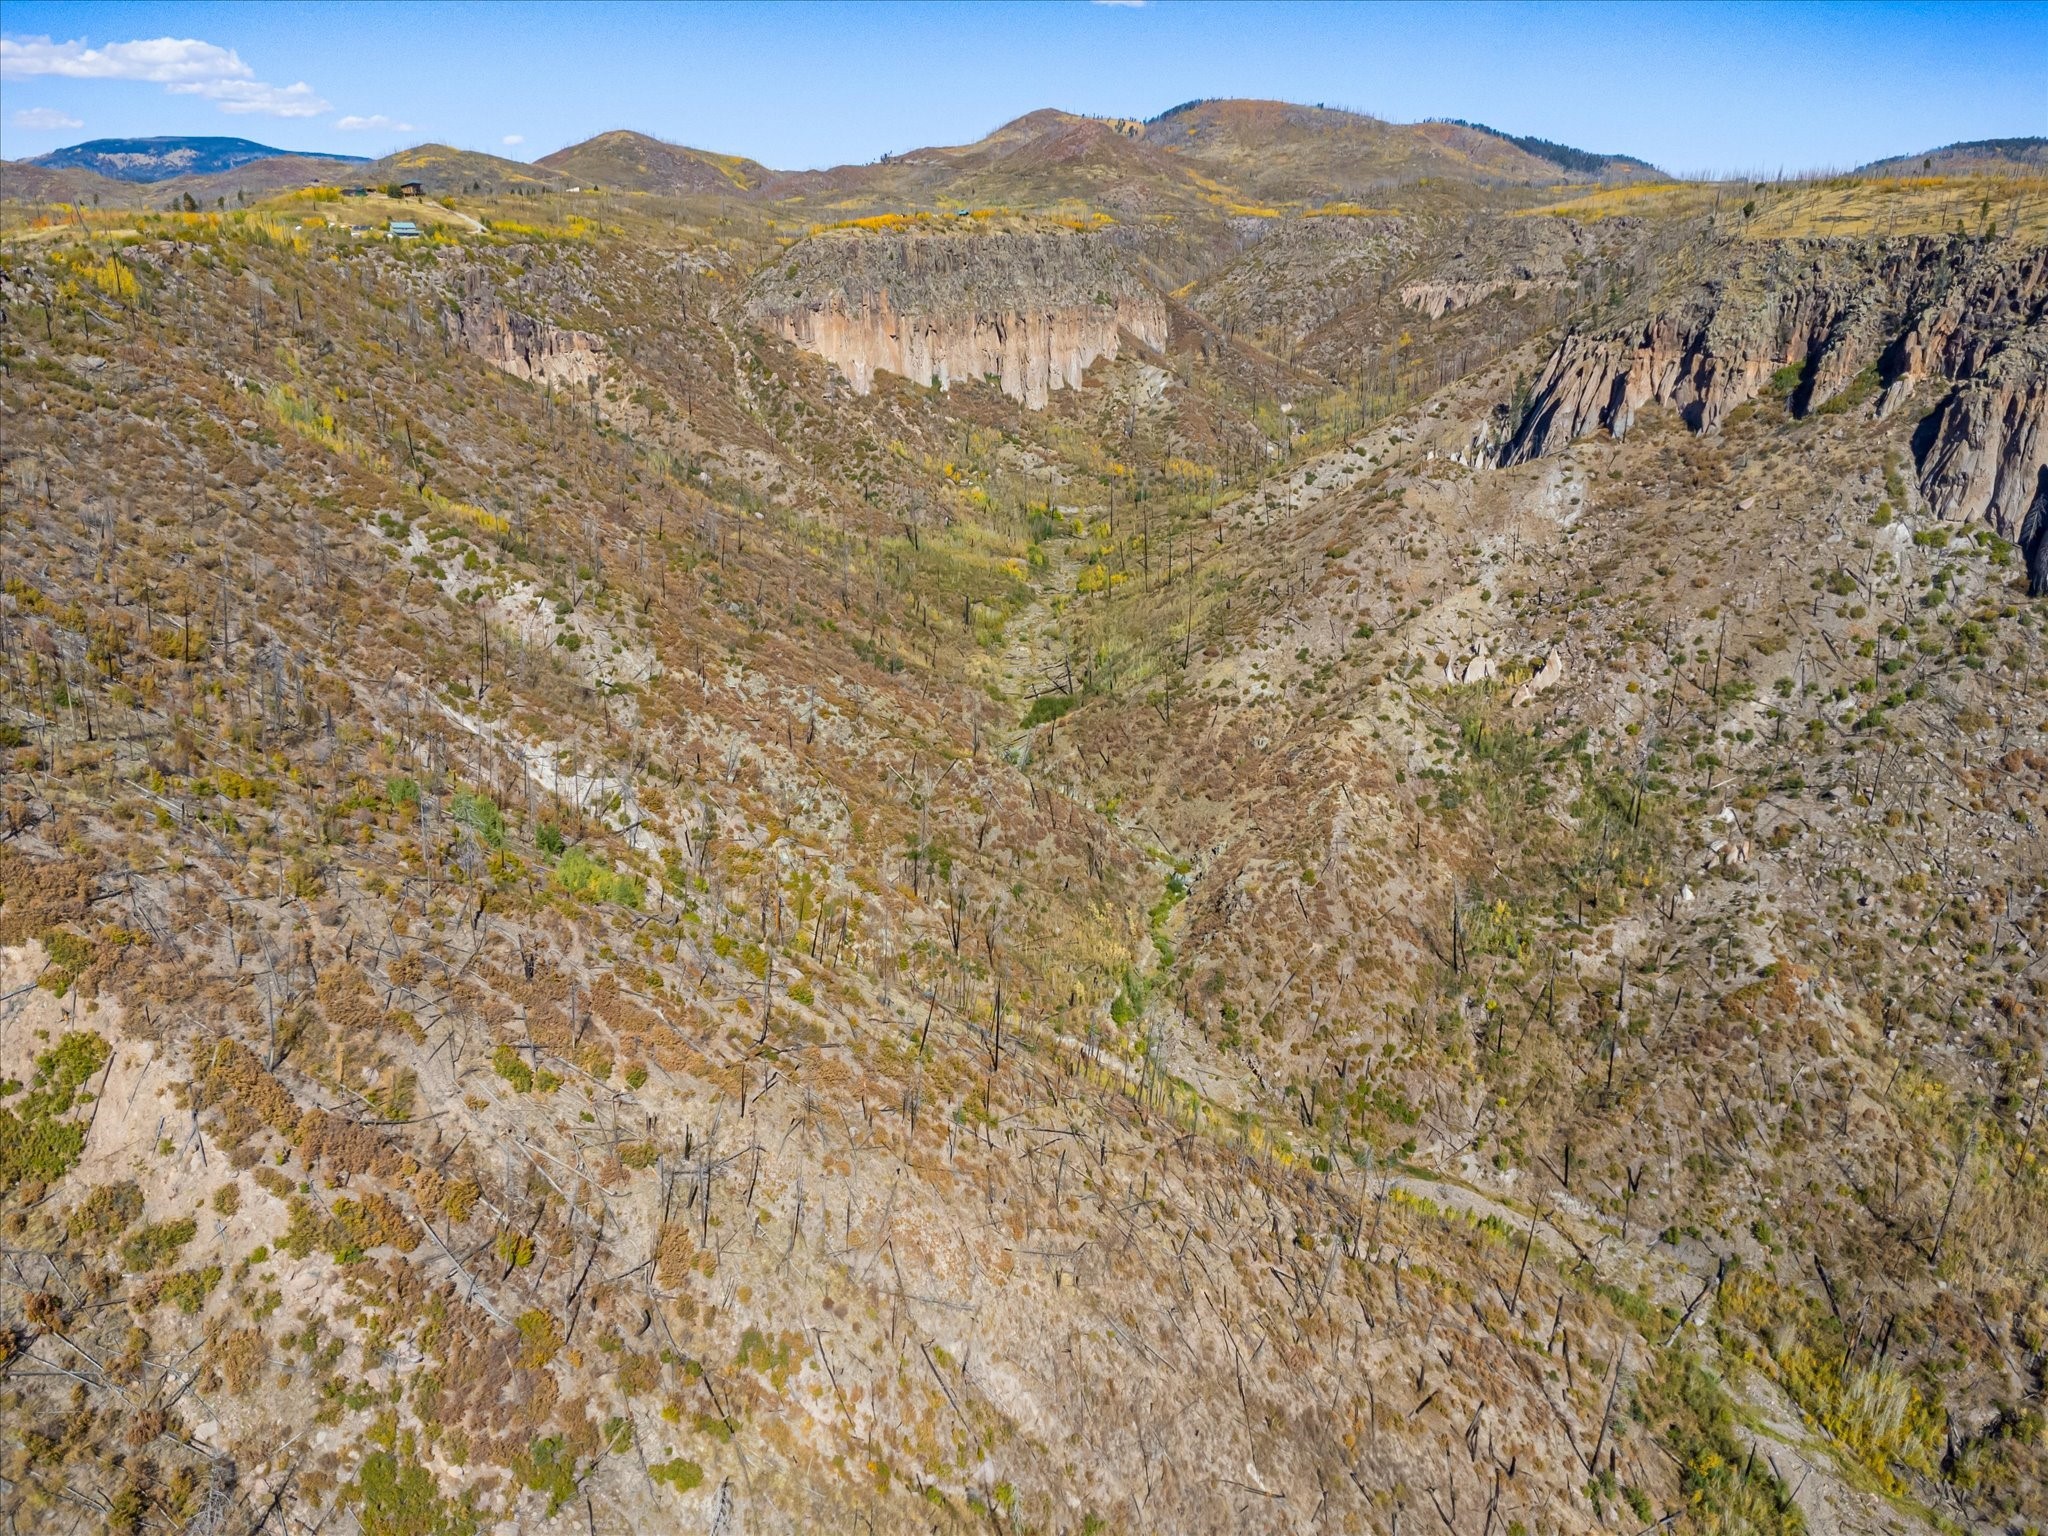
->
[1,108,2045,1536]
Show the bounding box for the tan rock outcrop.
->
[748,230,1167,409]
[1917,362,2046,536]
[1401,276,1542,320]
[443,270,605,389]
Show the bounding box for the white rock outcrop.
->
[1511,650,1565,704]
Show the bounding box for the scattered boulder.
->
[1511,650,1565,704]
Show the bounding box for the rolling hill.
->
[6,101,1673,219]
[1444,118,1663,179]
[351,143,566,196]
[1143,99,1651,203]
[1858,135,2048,176]
[536,129,770,194]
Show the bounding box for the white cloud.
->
[0,34,250,83]
[502,134,524,146]
[337,113,415,133]
[1,33,330,118]
[12,106,84,130]
[167,77,330,117]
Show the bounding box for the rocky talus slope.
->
[1490,236,2048,586]
[746,230,1167,407]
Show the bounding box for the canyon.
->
[2,105,2045,1536]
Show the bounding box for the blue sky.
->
[2,2,2041,175]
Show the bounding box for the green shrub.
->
[492,1044,535,1093]
[0,1030,110,1189]
[515,1309,563,1367]
[160,1265,223,1313]
[1641,1352,1802,1536]
[39,927,96,984]
[553,846,642,908]
[122,1217,198,1273]
[450,791,505,848]
[513,1436,580,1516]
[1108,969,1148,1026]
[650,1458,704,1493]
[1815,364,1880,416]
[1021,692,1077,728]
[346,1450,480,1536]
[70,1180,144,1245]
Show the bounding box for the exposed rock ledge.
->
[747,230,1168,409]
[1401,277,1542,320]
[443,271,605,389]
[1486,238,2048,592]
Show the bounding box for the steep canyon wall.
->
[1489,237,2048,588]
[747,230,1168,409]
[443,269,607,389]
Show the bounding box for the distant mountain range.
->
[28,136,368,184]
[6,114,2035,213]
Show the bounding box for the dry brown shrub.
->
[69,1181,144,1247]
[615,1351,659,1396]
[0,851,94,945]
[590,974,660,1035]
[196,1039,301,1145]
[217,1327,270,1395]
[295,1108,404,1181]
[409,1164,446,1213]
[654,1225,696,1288]
[316,967,387,1035]
[251,1165,294,1199]
[518,1366,560,1427]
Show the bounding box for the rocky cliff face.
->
[1888,249,2048,590]
[443,270,606,389]
[1918,359,2048,593]
[747,230,1167,409]
[1490,237,2048,589]
[1399,275,1545,319]
[1394,219,1607,320]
